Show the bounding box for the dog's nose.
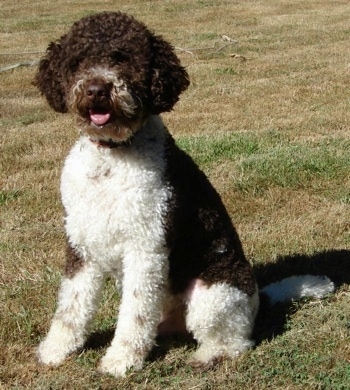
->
[86,81,110,102]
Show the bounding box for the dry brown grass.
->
[1,1,349,389]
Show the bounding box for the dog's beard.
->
[77,115,141,144]
[68,70,145,144]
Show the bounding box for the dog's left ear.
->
[149,35,190,114]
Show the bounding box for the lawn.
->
[1,0,349,389]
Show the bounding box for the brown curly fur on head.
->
[35,11,190,116]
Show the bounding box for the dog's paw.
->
[37,320,84,366]
[37,339,70,366]
[188,346,221,371]
[98,356,130,378]
[98,347,144,378]
[188,354,223,372]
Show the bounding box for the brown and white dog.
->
[35,12,334,377]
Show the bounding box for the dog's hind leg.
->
[185,279,259,369]
[37,261,105,366]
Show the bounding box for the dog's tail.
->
[259,275,335,305]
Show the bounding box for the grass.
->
[1,0,349,388]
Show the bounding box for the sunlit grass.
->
[1,0,349,389]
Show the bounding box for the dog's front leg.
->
[99,251,168,378]
[37,261,105,366]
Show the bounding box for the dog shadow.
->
[253,249,350,344]
[85,249,350,357]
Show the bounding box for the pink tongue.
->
[89,111,111,126]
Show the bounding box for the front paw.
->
[37,320,84,366]
[37,338,70,366]
[98,347,144,378]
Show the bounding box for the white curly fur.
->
[260,275,334,305]
[185,280,259,366]
[38,116,171,373]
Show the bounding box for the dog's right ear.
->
[35,41,68,113]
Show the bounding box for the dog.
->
[35,11,334,377]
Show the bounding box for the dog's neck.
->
[89,138,131,149]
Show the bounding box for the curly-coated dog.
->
[35,11,334,377]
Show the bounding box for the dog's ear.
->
[35,41,68,113]
[149,35,190,114]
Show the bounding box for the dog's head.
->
[35,12,189,144]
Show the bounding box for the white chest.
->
[60,138,170,267]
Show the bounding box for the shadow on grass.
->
[84,328,196,362]
[85,249,350,358]
[254,249,350,287]
[84,328,115,350]
[253,248,350,345]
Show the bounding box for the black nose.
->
[86,80,111,102]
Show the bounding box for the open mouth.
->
[89,109,112,126]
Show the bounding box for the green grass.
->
[178,132,350,198]
[1,0,350,389]
[0,190,22,206]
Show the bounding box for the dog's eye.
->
[110,50,129,64]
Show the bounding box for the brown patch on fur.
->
[65,241,85,278]
[163,132,257,296]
